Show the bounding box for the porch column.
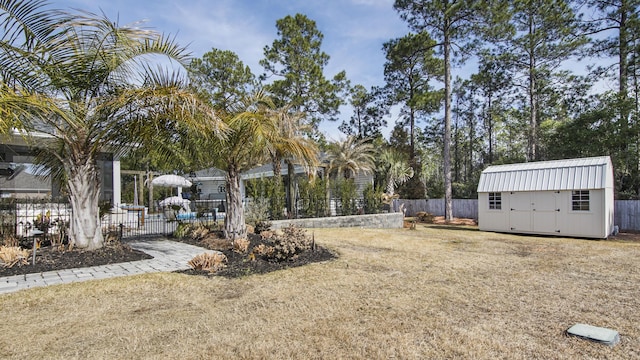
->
[112,159,121,206]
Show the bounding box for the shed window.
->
[572,190,590,211]
[489,192,502,210]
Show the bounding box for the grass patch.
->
[1,225,639,359]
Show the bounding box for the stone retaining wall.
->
[269,212,404,230]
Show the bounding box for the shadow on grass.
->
[423,224,480,232]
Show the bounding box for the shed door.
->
[509,192,532,232]
[532,191,558,234]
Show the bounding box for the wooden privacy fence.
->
[614,200,640,231]
[395,198,640,231]
[394,199,478,220]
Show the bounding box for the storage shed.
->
[477,156,615,239]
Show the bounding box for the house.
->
[0,131,122,204]
[477,156,615,239]
[190,167,227,201]
[190,163,315,203]
[191,162,374,214]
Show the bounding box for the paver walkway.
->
[0,239,211,295]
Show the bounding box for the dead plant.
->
[252,243,275,258]
[233,238,250,254]
[1,235,19,247]
[190,223,210,240]
[263,225,312,261]
[187,252,227,273]
[0,246,30,268]
[201,234,232,251]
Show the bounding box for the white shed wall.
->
[478,156,614,239]
[479,189,610,238]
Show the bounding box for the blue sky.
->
[54,0,410,139]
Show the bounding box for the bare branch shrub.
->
[259,225,312,261]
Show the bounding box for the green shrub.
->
[298,177,327,218]
[334,179,357,216]
[173,222,191,239]
[245,198,270,226]
[363,183,383,214]
[246,177,286,220]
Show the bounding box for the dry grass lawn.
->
[1,225,639,359]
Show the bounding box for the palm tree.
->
[205,92,279,240]
[267,104,318,219]
[325,136,376,180]
[379,149,414,202]
[0,2,221,249]
[324,136,376,215]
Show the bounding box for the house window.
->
[572,190,589,211]
[489,192,501,210]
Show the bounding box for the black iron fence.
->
[0,196,386,244]
[0,198,227,243]
[0,199,71,242]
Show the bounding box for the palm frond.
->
[0,0,59,48]
[325,136,375,179]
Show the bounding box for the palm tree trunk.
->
[66,160,104,250]
[271,158,284,219]
[224,165,246,241]
[286,160,296,218]
[386,175,395,197]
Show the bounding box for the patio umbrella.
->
[151,174,192,196]
[159,196,191,212]
[151,174,192,187]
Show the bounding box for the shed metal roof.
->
[477,156,613,192]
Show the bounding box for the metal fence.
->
[5,197,640,241]
[0,199,226,243]
[0,200,72,242]
[0,196,386,243]
[100,199,229,240]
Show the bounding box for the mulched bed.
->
[1,231,337,279]
[174,232,337,278]
[0,242,152,277]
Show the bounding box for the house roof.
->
[193,162,310,181]
[477,156,614,192]
[193,167,226,180]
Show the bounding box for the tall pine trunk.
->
[527,12,537,161]
[443,29,453,222]
[66,160,103,250]
[224,165,246,241]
